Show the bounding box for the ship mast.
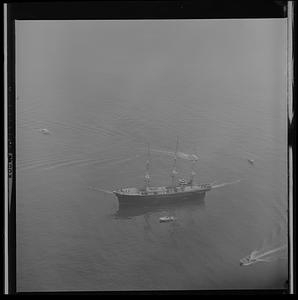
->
[144,143,151,189]
[189,158,196,186]
[189,146,198,186]
[170,137,179,187]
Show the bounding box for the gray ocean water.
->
[16,20,288,291]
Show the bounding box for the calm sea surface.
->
[16,20,288,291]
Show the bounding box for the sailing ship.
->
[113,138,212,206]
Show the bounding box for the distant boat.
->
[113,137,212,206]
[240,251,259,266]
[247,159,254,165]
[159,216,176,223]
[39,128,50,135]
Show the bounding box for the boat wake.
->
[240,244,287,266]
[150,148,199,161]
[44,155,139,170]
[240,223,288,266]
[18,155,139,171]
[88,186,114,194]
[211,179,242,189]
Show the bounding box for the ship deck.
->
[114,184,211,196]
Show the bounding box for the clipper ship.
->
[113,138,212,206]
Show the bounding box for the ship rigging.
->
[113,138,212,205]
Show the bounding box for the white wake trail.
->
[252,245,287,260]
[88,186,114,194]
[150,148,199,161]
[211,179,242,189]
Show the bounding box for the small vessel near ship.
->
[159,216,176,223]
[240,252,259,266]
[39,128,51,135]
[247,158,254,165]
[113,138,212,206]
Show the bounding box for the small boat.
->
[39,128,50,135]
[240,256,258,266]
[159,216,176,223]
[247,159,254,165]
